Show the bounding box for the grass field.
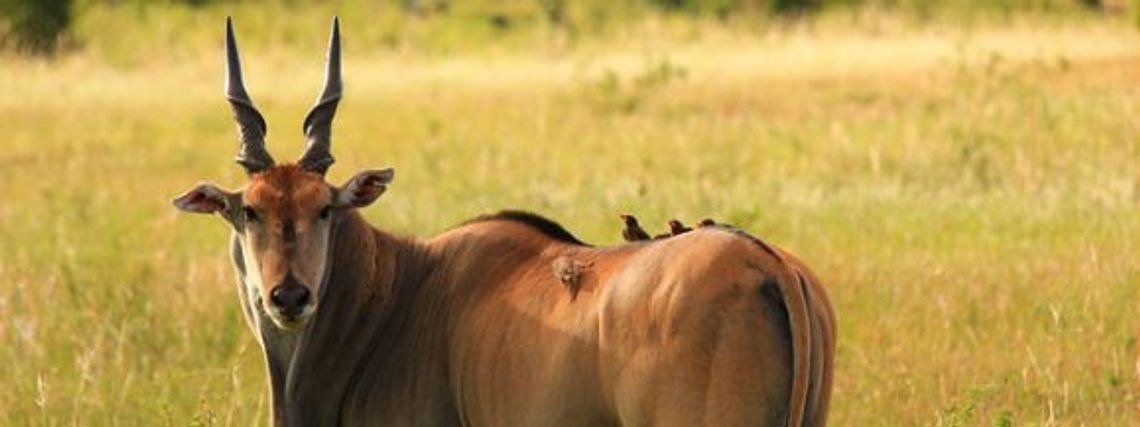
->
[1,3,1138,426]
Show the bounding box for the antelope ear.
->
[336,168,394,208]
[173,183,235,214]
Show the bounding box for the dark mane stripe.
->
[463,210,589,246]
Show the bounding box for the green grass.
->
[1,3,1138,426]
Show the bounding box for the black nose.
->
[270,284,310,317]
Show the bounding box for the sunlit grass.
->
[1,5,1138,426]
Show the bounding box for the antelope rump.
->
[172,18,836,427]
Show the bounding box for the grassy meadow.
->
[1,2,1138,425]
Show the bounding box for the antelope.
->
[173,18,836,427]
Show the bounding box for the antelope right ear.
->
[173,183,236,214]
[336,168,394,208]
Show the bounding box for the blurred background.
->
[1,0,1137,425]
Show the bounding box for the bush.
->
[0,0,74,55]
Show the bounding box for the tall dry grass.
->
[0,5,1137,426]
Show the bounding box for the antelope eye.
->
[318,205,332,220]
[242,206,259,223]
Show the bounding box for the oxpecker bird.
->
[620,214,651,242]
[668,219,692,236]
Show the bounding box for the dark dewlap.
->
[463,210,589,246]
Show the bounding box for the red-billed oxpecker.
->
[620,213,652,242]
[667,219,693,236]
[173,18,836,427]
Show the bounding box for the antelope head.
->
[173,18,393,331]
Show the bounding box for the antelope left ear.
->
[336,168,395,208]
[173,183,236,214]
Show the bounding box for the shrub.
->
[0,0,74,55]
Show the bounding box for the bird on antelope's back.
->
[668,219,692,236]
[620,213,651,242]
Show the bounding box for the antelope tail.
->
[735,230,833,426]
[774,266,810,427]
[777,266,834,427]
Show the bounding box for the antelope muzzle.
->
[267,275,314,327]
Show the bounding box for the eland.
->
[173,18,836,427]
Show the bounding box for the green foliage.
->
[992,409,1014,427]
[0,0,73,55]
[649,0,743,16]
[766,0,822,14]
[2,0,1127,58]
[1134,0,1140,28]
[938,384,999,427]
[583,58,689,114]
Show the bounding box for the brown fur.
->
[218,165,835,426]
[551,256,593,300]
[241,165,334,327]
